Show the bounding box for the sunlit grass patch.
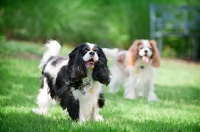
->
[0,41,200,132]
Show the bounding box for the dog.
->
[103,40,160,101]
[33,40,110,123]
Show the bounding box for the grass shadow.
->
[2,109,199,132]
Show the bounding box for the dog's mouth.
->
[85,59,95,68]
[141,55,150,63]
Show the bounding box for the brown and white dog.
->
[103,40,160,101]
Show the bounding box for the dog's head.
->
[128,40,160,68]
[68,42,110,85]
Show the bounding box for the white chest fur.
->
[71,75,102,121]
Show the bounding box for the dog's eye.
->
[139,47,143,49]
[93,50,98,54]
[84,49,89,52]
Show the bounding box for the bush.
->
[0,0,200,59]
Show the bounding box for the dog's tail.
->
[39,40,61,70]
[102,48,119,59]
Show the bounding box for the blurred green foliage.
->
[0,0,200,58]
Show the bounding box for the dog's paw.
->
[78,120,84,125]
[148,92,159,101]
[32,108,48,115]
[95,114,104,121]
[108,90,118,94]
[124,94,136,100]
[148,96,159,101]
[148,98,159,102]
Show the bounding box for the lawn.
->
[0,40,200,132]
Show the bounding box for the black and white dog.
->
[33,40,110,123]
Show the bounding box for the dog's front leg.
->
[147,81,158,101]
[123,78,137,99]
[78,111,86,123]
[91,104,103,121]
[61,96,80,122]
[108,77,121,94]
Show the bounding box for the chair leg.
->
[157,36,163,54]
[193,37,199,62]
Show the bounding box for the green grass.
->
[0,41,200,132]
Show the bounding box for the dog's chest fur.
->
[133,59,155,82]
[71,72,101,120]
[71,71,101,104]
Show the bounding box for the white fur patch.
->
[138,40,153,57]
[39,40,61,70]
[44,59,68,82]
[33,78,56,115]
[71,72,103,122]
[83,43,99,62]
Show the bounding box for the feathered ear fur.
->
[149,40,160,68]
[117,52,126,65]
[68,44,87,81]
[92,47,110,85]
[127,40,141,68]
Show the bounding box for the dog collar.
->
[135,66,145,74]
[140,66,144,69]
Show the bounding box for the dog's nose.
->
[144,50,148,53]
[89,51,95,56]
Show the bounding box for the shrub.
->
[0,0,200,59]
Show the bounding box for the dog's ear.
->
[149,40,160,67]
[117,53,126,65]
[127,40,141,68]
[68,44,87,81]
[92,47,110,85]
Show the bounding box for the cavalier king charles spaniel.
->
[33,40,110,123]
[103,40,160,101]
